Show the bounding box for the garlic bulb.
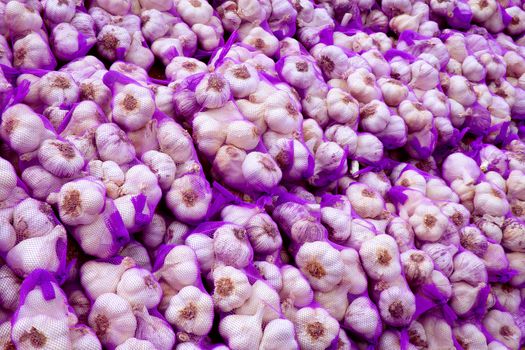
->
[213,224,253,268]
[483,310,521,350]
[166,175,212,224]
[212,265,251,312]
[351,178,386,210]
[294,307,340,350]
[421,243,456,277]
[80,257,135,299]
[88,293,137,349]
[295,241,344,292]
[259,318,299,350]
[116,268,162,309]
[38,72,79,107]
[450,251,488,286]
[343,296,381,341]
[195,73,231,109]
[279,265,314,308]
[165,286,214,336]
[453,323,487,350]
[49,178,106,226]
[378,286,415,327]
[185,233,215,273]
[241,152,282,192]
[0,104,50,154]
[154,245,199,291]
[112,84,155,131]
[12,315,71,350]
[6,225,66,277]
[134,307,176,350]
[70,324,102,350]
[400,249,434,286]
[450,282,485,316]
[95,123,137,165]
[359,234,402,282]
[420,315,455,350]
[408,202,448,242]
[253,261,282,291]
[492,284,521,313]
[235,280,281,324]
[219,305,264,350]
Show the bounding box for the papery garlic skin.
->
[1,104,51,154]
[6,225,66,278]
[452,323,488,350]
[97,25,132,61]
[38,139,85,178]
[400,249,434,286]
[213,224,253,269]
[95,123,137,165]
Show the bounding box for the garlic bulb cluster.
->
[1,0,525,348]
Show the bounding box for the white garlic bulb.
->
[450,251,488,286]
[259,318,298,350]
[165,286,214,336]
[154,245,199,291]
[343,296,381,341]
[235,280,281,324]
[95,123,137,165]
[279,265,314,308]
[213,224,252,268]
[12,315,71,350]
[185,233,215,273]
[212,265,251,312]
[346,183,385,219]
[400,249,434,286]
[452,323,488,350]
[112,84,155,131]
[49,178,106,226]
[37,139,85,178]
[359,234,402,282]
[241,152,282,192]
[116,267,162,309]
[88,293,137,349]
[295,241,344,292]
[220,305,264,350]
[294,307,340,350]
[195,73,231,109]
[166,175,212,224]
[483,310,521,350]
[80,257,135,300]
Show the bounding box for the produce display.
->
[0,0,525,349]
